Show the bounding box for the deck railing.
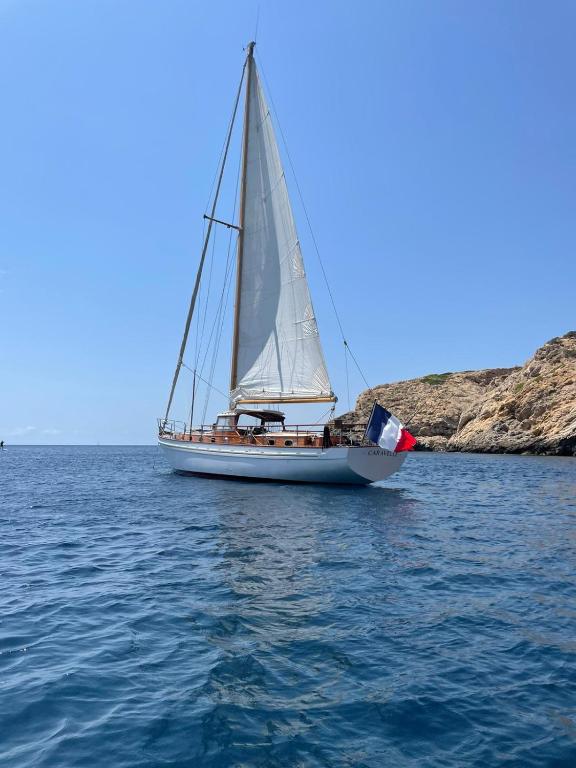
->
[157,418,372,447]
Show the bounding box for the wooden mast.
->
[229,41,255,398]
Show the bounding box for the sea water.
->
[1,446,576,767]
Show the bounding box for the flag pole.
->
[363,400,378,444]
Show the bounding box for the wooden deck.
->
[160,429,327,448]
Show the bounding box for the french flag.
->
[365,403,416,453]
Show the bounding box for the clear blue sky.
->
[1,0,574,444]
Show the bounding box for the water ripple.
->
[1,447,576,767]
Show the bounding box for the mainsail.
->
[230,50,335,405]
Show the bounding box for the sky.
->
[1,0,574,444]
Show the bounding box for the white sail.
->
[230,62,334,404]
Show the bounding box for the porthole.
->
[284,439,293,447]
[267,439,275,445]
[211,438,216,443]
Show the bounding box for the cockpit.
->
[213,409,286,435]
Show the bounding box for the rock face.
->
[338,332,576,456]
[449,332,576,455]
[339,368,517,452]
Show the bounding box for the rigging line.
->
[344,342,351,412]
[181,363,229,400]
[201,211,239,422]
[315,405,335,424]
[198,128,242,387]
[193,217,207,363]
[197,213,236,380]
[344,340,371,392]
[191,214,213,424]
[196,232,234,383]
[189,369,197,431]
[162,60,246,424]
[200,137,243,423]
[258,56,374,393]
[202,66,244,216]
[201,244,233,387]
[202,266,233,424]
[201,257,235,423]
[195,224,217,372]
[195,230,236,421]
[208,229,237,375]
[192,217,206,373]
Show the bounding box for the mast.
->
[229,41,255,397]
[162,60,246,425]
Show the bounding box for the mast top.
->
[246,41,256,58]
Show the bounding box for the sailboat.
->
[158,42,409,484]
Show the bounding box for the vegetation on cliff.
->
[339,332,576,456]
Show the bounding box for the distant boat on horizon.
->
[158,42,410,484]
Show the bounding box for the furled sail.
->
[230,57,335,405]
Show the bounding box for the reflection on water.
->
[1,447,576,767]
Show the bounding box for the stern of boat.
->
[347,446,407,483]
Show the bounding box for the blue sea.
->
[2,447,576,767]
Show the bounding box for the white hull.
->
[158,438,406,485]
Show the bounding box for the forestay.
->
[230,60,334,405]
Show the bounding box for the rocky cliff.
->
[338,332,576,456]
